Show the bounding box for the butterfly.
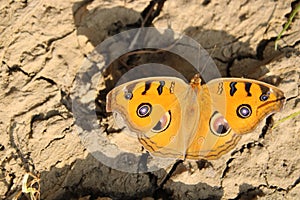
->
[106,74,285,160]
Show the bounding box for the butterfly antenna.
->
[199,44,217,76]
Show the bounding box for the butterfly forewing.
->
[207,78,285,134]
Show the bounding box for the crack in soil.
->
[36,76,57,85]
[259,115,274,139]
[42,135,66,151]
[13,94,57,118]
[28,109,69,138]
[287,175,300,192]
[2,61,34,77]
[221,142,264,176]
[3,172,16,198]
[44,29,76,51]
[7,120,36,173]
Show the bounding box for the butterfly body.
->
[106,75,285,160]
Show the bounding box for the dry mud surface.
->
[0,0,300,199]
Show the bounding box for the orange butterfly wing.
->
[106,77,200,158]
[185,78,285,159]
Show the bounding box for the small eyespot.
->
[151,111,171,133]
[209,112,231,136]
[137,103,152,118]
[124,92,133,100]
[236,104,252,118]
[260,92,270,101]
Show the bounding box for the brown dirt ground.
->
[0,0,299,199]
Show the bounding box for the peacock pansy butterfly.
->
[106,74,285,160]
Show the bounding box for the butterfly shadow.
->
[16,153,265,200]
[31,153,226,199]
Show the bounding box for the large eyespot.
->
[236,104,252,118]
[151,111,171,133]
[259,92,270,101]
[209,112,231,136]
[137,103,152,118]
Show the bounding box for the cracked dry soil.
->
[0,0,300,199]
